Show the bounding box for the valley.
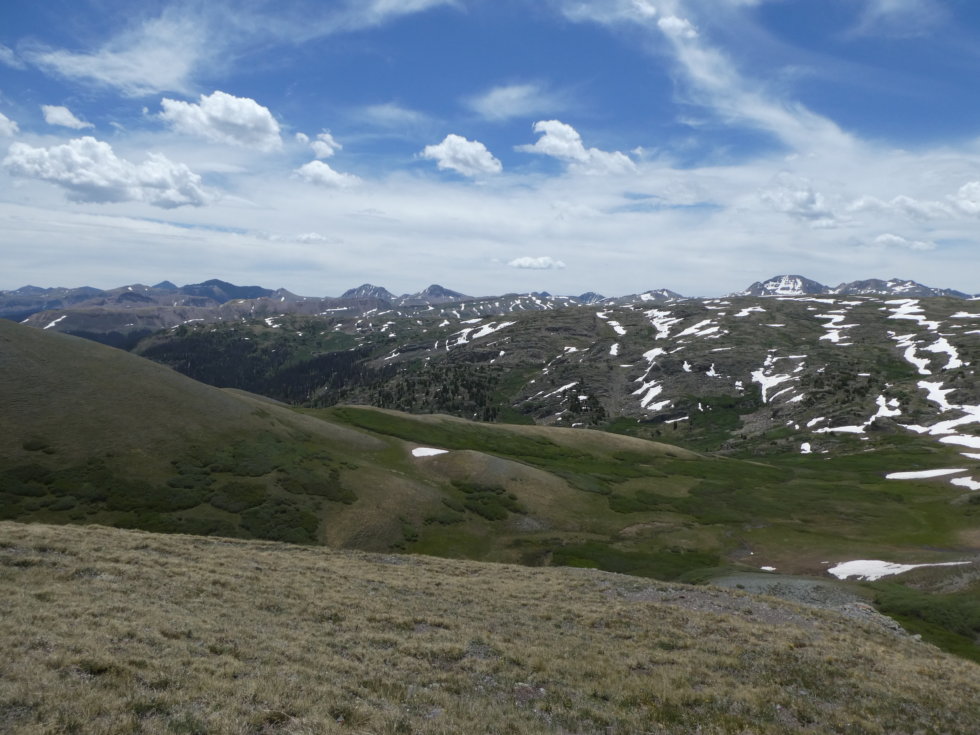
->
[2,275,979,668]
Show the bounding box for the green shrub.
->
[240,498,319,544]
[48,496,78,511]
[209,482,268,513]
[278,468,355,504]
[105,483,210,513]
[6,464,53,486]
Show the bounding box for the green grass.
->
[870,582,980,663]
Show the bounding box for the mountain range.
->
[4,274,975,350]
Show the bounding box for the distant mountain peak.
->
[395,284,470,305]
[178,280,274,303]
[830,278,970,299]
[736,275,827,298]
[341,284,396,301]
[418,284,465,299]
[153,280,178,291]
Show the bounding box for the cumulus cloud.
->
[0,112,18,137]
[951,181,980,216]
[160,90,282,152]
[759,174,839,227]
[310,132,342,159]
[658,15,698,39]
[516,120,636,175]
[873,233,936,251]
[421,134,502,177]
[294,160,360,188]
[508,256,567,270]
[41,105,94,129]
[465,83,567,122]
[3,136,209,208]
[27,12,206,96]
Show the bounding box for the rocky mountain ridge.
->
[5,275,976,353]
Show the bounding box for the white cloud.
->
[508,256,567,270]
[0,112,18,137]
[0,44,25,69]
[951,181,980,216]
[873,233,936,251]
[560,0,659,25]
[759,174,838,226]
[333,0,457,30]
[24,1,459,99]
[849,193,952,221]
[3,136,209,208]
[517,120,636,174]
[310,132,342,159]
[41,105,94,130]
[27,12,206,96]
[294,160,361,188]
[160,91,282,152]
[296,232,330,243]
[561,0,852,155]
[849,0,947,38]
[658,15,698,39]
[465,83,568,122]
[361,102,430,129]
[421,134,502,177]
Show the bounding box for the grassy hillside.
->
[0,319,385,543]
[3,319,978,660]
[2,521,979,735]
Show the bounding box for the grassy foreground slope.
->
[2,521,979,735]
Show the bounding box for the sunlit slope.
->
[1,521,978,735]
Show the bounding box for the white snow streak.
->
[43,315,67,330]
[885,468,966,480]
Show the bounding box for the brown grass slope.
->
[2,521,979,735]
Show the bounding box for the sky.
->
[1,0,979,298]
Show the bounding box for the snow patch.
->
[412,447,449,457]
[828,559,970,581]
[940,435,980,449]
[886,468,966,480]
[951,476,980,491]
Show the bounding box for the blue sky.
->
[1,0,979,297]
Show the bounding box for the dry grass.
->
[1,521,978,734]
